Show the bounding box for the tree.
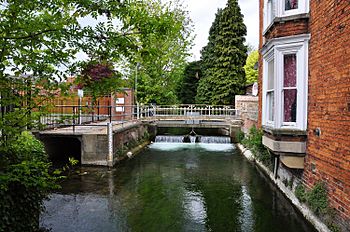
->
[196,0,247,105]
[127,0,194,105]
[0,0,193,230]
[177,61,202,104]
[244,50,259,85]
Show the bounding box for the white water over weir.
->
[154,135,231,144]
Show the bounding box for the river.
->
[40,141,316,232]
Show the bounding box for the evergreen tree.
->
[196,0,247,105]
[177,61,202,104]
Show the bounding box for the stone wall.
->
[235,95,258,134]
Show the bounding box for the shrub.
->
[306,182,329,215]
[236,129,245,143]
[242,125,272,168]
[295,183,307,202]
[0,132,58,232]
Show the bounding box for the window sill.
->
[262,125,307,136]
[263,13,310,36]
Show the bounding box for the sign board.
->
[77,89,84,98]
[115,106,124,112]
[252,82,258,96]
[116,98,125,104]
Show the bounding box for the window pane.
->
[284,54,296,87]
[267,91,274,121]
[268,60,274,90]
[284,89,297,122]
[285,0,298,11]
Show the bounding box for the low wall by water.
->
[236,144,330,232]
[82,123,156,166]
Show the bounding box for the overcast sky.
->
[186,0,259,61]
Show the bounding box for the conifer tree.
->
[177,61,202,104]
[196,0,247,105]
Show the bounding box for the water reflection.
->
[41,143,316,232]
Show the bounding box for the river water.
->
[40,142,316,232]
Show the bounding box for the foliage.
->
[236,129,245,143]
[294,182,341,231]
[295,183,307,202]
[306,182,329,215]
[241,125,272,168]
[177,61,202,104]
[53,157,79,176]
[75,61,123,101]
[0,132,58,232]
[196,0,247,105]
[1,1,193,229]
[244,50,259,85]
[127,0,194,105]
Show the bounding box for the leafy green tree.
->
[0,0,193,230]
[177,61,202,104]
[244,50,258,85]
[127,0,194,105]
[196,0,247,105]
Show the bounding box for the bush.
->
[0,132,58,232]
[242,125,272,168]
[295,183,307,202]
[306,182,329,215]
[295,182,329,216]
[236,129,245,143]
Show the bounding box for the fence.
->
[139,105,239,119]
[38,104,239,131]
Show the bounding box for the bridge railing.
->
[37,104,239,130]
[38,104,138,130]
[139,105,239,119]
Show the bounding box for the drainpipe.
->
[273,156,279,179]
[107,122,113,167]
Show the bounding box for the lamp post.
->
[77,89,84,124]
[135,63,140,119]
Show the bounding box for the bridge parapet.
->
[139,104,240,120]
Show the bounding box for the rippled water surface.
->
[41,143,316,232]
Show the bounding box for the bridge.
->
[36,104,242,167]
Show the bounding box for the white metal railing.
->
[138,104,239,119]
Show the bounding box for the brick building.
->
[258,0,350,230]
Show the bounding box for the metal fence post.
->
[107,123,113,167]
[109,105,112,123]
[73,106,76,133]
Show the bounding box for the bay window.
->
[262,35,310,130]
[264,0,310,30]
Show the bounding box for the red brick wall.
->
[304,1,350,229]
[264,19,309,40]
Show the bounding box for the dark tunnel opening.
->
[40,136,81,166]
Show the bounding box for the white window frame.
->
[262,34,310,131]
[264,0,310,30]
[263,50,275,127]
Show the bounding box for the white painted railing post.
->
[107,123,113,167]
[137,103,140,120]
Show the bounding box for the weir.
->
[154,135,231,144]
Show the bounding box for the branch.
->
[1,29,61,40]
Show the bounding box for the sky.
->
[186,0,259,61]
